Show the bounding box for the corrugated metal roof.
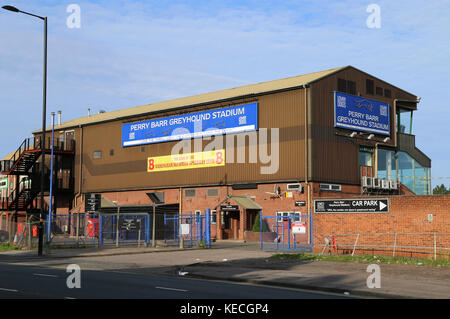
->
[1,151,16,161]
[34,66,347,133]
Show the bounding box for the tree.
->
[252,212,269,232]
[432,184,450,195]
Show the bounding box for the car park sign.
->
[314,199,389,213]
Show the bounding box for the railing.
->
[1,178,32,210]
[0,137,76,173]
[320,233,450,260]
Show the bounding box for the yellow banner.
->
[147,149,225,172]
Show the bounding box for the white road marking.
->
[64,297,77,299]
[0,288,19,292]
[155,286,188,292]
[34,273,59,278]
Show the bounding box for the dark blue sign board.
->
[334,92,390,136]
[122,102,258,147]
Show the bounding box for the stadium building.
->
[0,66,431,241]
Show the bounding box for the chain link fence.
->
[0,219,43,250]
[319,233,450,260]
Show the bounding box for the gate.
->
[47,213,151,248]
[100,214,150,247]
[163,209,211,248]
[260,211,313,251]
[47,213,103,247]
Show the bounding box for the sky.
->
[0,0,449,188]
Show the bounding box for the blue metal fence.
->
[99,214,150,247]
[163,209,211,248]
[47,213,151,247]
[260,211,313,251]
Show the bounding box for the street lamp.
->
[2,5,48,257]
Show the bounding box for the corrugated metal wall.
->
[310,67,417,184]
[75,89,307,193]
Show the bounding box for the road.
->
[0,259,350,299]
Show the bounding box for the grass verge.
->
[270,253,450,268]
[0,243,20,252]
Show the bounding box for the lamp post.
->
[2,5,48,256]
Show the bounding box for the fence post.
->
[152,205,156,248]
[27,216,32,249]
[434,233,437,261]
[99,214,103,247]
[46,213,51,243]
[260,213,263,250]
[310,209,314,252]
[393,233,397,257]
[206,209,211,248]
[352,234,360,256]
[276,213,279,250]
[76,212,80,248]
[116,207,120,248]
[145,215,150,247]
[138,221,141,248]
[8,213,13,243]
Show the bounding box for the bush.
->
[251,212,269,232]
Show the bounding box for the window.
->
[207,188,219,197]
[276,211,301,222]
[185,189,196,197]
[366,79,374,95]
[276,212,289,222]
[376,86,383,96]
[338,78,347,93]
[110,149,114,156]
[211,210,217,224]
[377,149,396,182]
[320,184,342,192]
[397,108,413,134]
[377,148,430,195]
[338,79,356,95]
[93,151,102,159]
[359,147,373,167]
[347,81,356,95]
[384,89,392,98]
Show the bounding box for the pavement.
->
[1,240,449,299]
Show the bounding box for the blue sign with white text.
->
[122,102,258,147]
[334,92,390,135]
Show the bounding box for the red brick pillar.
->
[239,210,246,240]
[217,210,222,240]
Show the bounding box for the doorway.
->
[222,210,240,239]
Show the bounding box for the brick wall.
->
[65,183,450,258]
[313,195,450,258]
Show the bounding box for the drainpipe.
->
[78,125,83,205]
[303,84,312,246]
[303,84,309,211]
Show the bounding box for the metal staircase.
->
[0,136,75,214]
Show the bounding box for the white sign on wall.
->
[292,222,307,234]
[181,224,190,235]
